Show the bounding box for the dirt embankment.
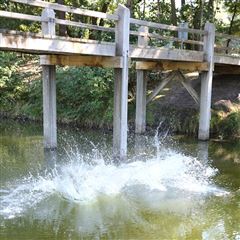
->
[146,74,240,138]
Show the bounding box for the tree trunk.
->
[142,0,146,19]
[99,0,111,26]
[170,0,177,26]
[56,0,67,36]
[126,0,133,17]
[157,0,161,20]
[226,1,238,52]
[89,0,111,39]
[207,0,214,22]
[193,0,204,30]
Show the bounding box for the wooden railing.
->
[0,0,239,60]
[215,32,240,57]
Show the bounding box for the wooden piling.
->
[135,26,149,134]
[41,8,57,149]
[198,22,215,140]
[113,5,130,159]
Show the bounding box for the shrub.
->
[219,111,240,139]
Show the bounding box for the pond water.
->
[0,120,239,239]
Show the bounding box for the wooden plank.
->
[40,55,123,68]
[0,10,41,21]
[214,64,240,74]
[42,65,57,149]
[0,11,115,33]
[136,61,209,71]
[0,32,116,56]
[215,46,240,53]
[215,32,240,41]
[113,5,130,159]
[130,18,207,35]
[130,30,204,46]
[178,70,200,105]
[135,26,148,134]
[11,0,118,21]
[0,29,115,44]
[41,8,57,149]
[147,73,174,104]
[214,55,240,66]
[198,23,215,140]
[55,18,115,32]
[130,47,204,62]
[41,8,55,37]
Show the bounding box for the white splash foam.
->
[0,147,228,220]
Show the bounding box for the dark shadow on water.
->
[44,148,57,169]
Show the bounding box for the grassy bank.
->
[0,52,239,139]
[145,105,240,139]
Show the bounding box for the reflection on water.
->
[0,120,240,239]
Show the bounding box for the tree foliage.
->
[0,0,239,133]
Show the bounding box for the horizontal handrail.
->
[55,19,115,32]
[215,46,240,51]
[130,30,204,46]
[0,10,41,21]
[215,32,240,41]
[0,29,115,44]
[130,18,207,35]
[2,0,239,57]
[0,10,115,33]
[11,0,118,21]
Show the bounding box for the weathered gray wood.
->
[55,18,115,32]
[41,8,57,149]
[135,26,148,134]
[198,23,215,140]
[0,29,115,44]
[178,22,188,41]
[0,10,41,21]
[41,8,55,37]
[214,64,240,74]
[214,55,240,66]
[178,71,200,105]
[40,55,124,68]
[113,5,130,159]
[136,70,148,133]
[130,47,204,62]
[11,0,118,21]
[136,61,209,71]
[130,30,203,46]
[130,18,207,35]
[147,73,174,104]
[0,32,116,56]
[215,32,240,41]
[42,65,57,149]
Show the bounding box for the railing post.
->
[113,4,130,160]
[135,26,148,134]
[198,22,215,140]
[41,8,57,149]
[178,22,188,49]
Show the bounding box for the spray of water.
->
[0,129,228,223]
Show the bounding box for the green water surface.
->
[0,120,239,240]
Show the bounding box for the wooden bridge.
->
[1,0,240,159]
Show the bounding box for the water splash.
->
[0,142,227,221]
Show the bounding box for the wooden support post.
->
[135,26,149,134]
[178,71,200,105]
[178,22,188,49]
[146,72,174,104]
[113,5,130,159]
[198,22,215,140]
[41,8,57,149]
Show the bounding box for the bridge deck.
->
[0,0,240,159]
[1,30,239,68]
